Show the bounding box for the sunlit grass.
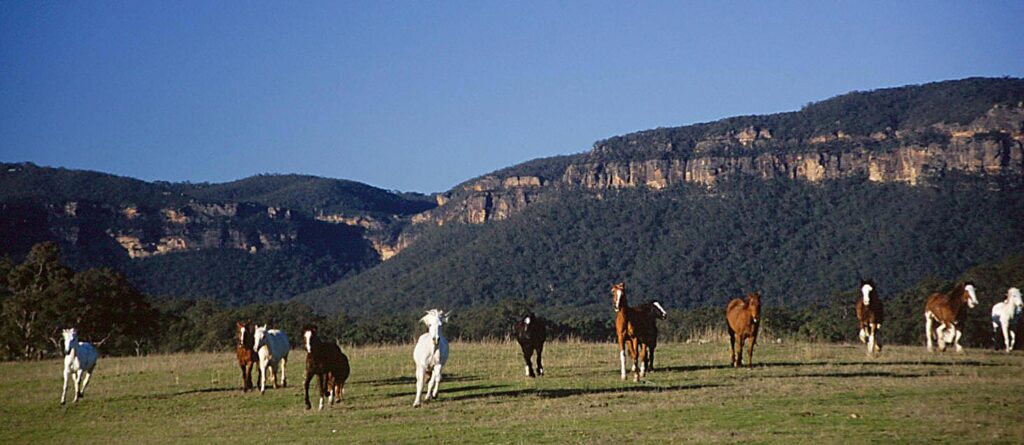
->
[2,340,1022,443]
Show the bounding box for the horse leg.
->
[79,370,92,398]
[618,335,628,380]
[259,360,268,394]
[873,323,882,352]
[950,325,958,353]
[925,314,934,352]
[638,342,647,378]
[728,327,737,367]
[859,322,867,344]
[280,356,287,388]
[1008,329,1016,352]
[646,344,655,373]
[304,371,313,409]
[72,370,82,403]
[413,366,425,407]
[521,345,534,377]
[317,374,327,411]
[60,369,70,405]
[536,343,544,376]
[628,338,640,382]
[430,364,443,399]
[736,335,746,368]
[866,323,875,355]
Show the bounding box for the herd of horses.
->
[57,281,1023,409]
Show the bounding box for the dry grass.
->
[2,340,1022,444]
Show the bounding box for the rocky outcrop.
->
[413,106,1024,228]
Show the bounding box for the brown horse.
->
[235,320,257,392]
[855,279,884,355]
[925,281,978,352]
[633,300,667,372]
[612,282,647,381]
[726,292,761,368]
[302,325,350,410]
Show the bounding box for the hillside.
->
[0,163,435,302]
[300,77,1024,316]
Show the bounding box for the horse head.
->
[253,324,269,350]
[611,282,626,311]
[1008,287,1023,312]
[61,328,77,355]
[860,279,876,306]
[422,309,448,347]
[650,300,668,319]
[747,292,762,324]
[962,282,978,308]
[523,312,535,326]
[302,325,318,352]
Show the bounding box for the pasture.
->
[2,340,1022,444]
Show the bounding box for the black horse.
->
[513,313,547,377]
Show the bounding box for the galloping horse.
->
[413,309,449,407]
[235,320,257,392]
[634,300,667,372]
[253,325,290,393]
[855,280,884,355]
[513,313,546,378]
[302,325,350,410]
[60,328,98,405]
[726,292,761,368]
[925,282,978,352]
[991,287,1023,353]
[612,282,648,381]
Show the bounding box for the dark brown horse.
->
[855,279,884,355]
[612,282,648,381]
[726,292,761,368]
[235,320,257,392]
[925,282,978,352]
[634,300,667,372]
[513,313,546,377]
[302,325,350,410]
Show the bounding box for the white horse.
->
[60,328,97,405]
[412,309,449,407]
[992,287,1023,353]
[253,325,289,394]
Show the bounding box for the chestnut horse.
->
[235,320,257,392]
[925,282,978,352]
[726,292,761,368]
[855,280,884,355]
[612,282,648,381]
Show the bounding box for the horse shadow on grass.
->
[358,373,480,387]
[659,359,1003,373]
[108,386,237,402]
[447,383,723,402]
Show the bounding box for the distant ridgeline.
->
[0,165,436,304]
[2,77,1023,311]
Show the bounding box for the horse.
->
[235,320,257,392]
[726,292,761,368]
[413,309,449,407]
[302,325,350,410]
[634,300,667,372]
[513,313,546,378]
[253,325,290,394]
[60,328,98,405]
[991,287,1023,353]
[855,279,884,355]
[612,282,648,381]
[924,281,978,352]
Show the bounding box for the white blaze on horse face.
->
[303,330,313,353]
[524,316,530,325]
[861,284,873,305]
[62,329,75,355]
[613,288,623,310]
[653,301,667,318]
[965,285,978,308]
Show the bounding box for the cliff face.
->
[409,105,1024,232]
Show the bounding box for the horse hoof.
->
[60,400,65,405]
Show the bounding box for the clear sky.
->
[2,1,1023,193]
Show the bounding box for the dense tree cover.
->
[175,174,435,216]
[0,243,158,360]
[300,175,1024,323]
[589,77,1024,162]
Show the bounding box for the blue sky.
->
[2,1,1022,193]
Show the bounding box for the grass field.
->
[2,340,1022,444]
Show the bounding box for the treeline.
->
[3,241,1020,361]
